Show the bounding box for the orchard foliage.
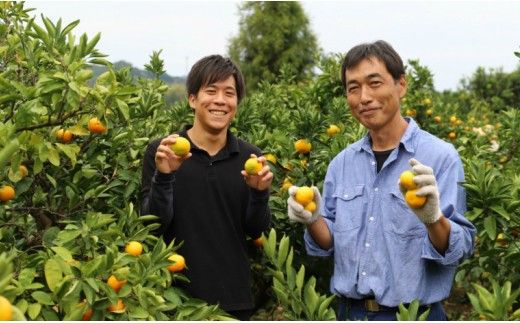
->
[1,2,519,320]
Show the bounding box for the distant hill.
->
[90,60,186,85]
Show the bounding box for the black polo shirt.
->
[140,128,271,311]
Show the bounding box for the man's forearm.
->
[427,215,451,254]
[306,216,332,250]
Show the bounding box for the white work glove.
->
[287,186,321,224]
[399,158,442,224]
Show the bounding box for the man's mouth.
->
[209,110,227,116]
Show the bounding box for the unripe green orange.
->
[244,157,262,175]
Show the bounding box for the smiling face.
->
[189,76,238,135]
[345,57,407,132]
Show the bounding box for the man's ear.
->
[188,94,196,109]
[398,74,407,99]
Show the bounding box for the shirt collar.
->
[353,117,419,153]
[180,125,240,155]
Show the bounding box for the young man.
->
[287,41,476,320]
[141,55,273,320]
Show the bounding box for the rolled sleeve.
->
[304,217,334,257]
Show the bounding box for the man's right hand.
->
[287,186,321,224]
[155,134,192,174]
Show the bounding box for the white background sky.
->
[28,1,520,91]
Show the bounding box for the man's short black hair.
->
[186,55,245,104]
[341,40,405,90]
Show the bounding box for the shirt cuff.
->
[421,220,463,265]
[152,170,175,184]
[304,218,334,257]
[250,187,270,201]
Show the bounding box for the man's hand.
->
[287,186,321,224]
[155,134,192,174]
[399,158,442,224]
[241,154,273,191]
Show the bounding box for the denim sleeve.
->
[421,151,476,264]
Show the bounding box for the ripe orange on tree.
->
[56,129,73,143]
[167,254,186,272]
[88,117,107,134]
[326,124,340,137]
[0,185,15,202]
[448,132,456,141]
[405,189,427,209]
[18,165,28,178]
[244,157,262,175]
[125,241,143,256]
[264,153,277,164]
[107,299,125,313]
[294,139,311,154]
[253,236,264,247]
[433,116,441,124]
[0,295,13,321]
[170,136,191,157]
[107,275,127,293]
[82,307,93,321]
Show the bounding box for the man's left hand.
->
[241,154,273,191]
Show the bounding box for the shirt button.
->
[365,243,370,247]
[371,161,376,165]
[369,217,374,221]
[361,271,367,276]
[374,187,379,192]
[344,194,348,198]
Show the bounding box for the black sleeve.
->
[244,186,271,239]
[140,139,175,236]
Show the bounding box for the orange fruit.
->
[264,153,277,164]
[399,170,417,190]
[107,275,127,293]
[405,189,427,209]
[82,308,93,321]
[0,295,13,321]
[281,178,292,191]
[295,186,314,207]
[107,299,125,313]
[433,116,442,123]
[425,109,433,116]
[0,185,15,202]
[19,165,28,178]
[88,117,107,134]
[422,98,432,106]
[244,157,263,175]
[294,139,311,154]
[448,132,456,140]
[56,129,73,143]
[326,125,340,137]
[167,254,186,272]
[170,137,191,157]
[125,241,143,256]
[449,115,457,124]
[304,201,317,212]
[253,237,264,247]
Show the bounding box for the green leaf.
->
[31,291,54,305]
[303,277,318,315]
[51,246,73,261]
[483,216,497,240]
[295,265,305,296]
[44,259,62,292]
[277,235,289,268]
[27,303,42,320]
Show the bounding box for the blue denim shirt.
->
[304,118,476,307]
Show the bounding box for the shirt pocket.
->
[384,188,425,237]
[332,185,366,232]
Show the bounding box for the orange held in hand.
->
[405,189,427,209]
[170,137,191,157]
[88,117,107,134]
[295,186,314,208]
[399,170,417,190]
[167,254,186,272]
[244,157,263,175]
[125,241,143,256]
[0,185,15,202]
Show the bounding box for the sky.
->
[27,1,520,91]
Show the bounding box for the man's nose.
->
[360,85,373,105]
[213,91,226,104]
